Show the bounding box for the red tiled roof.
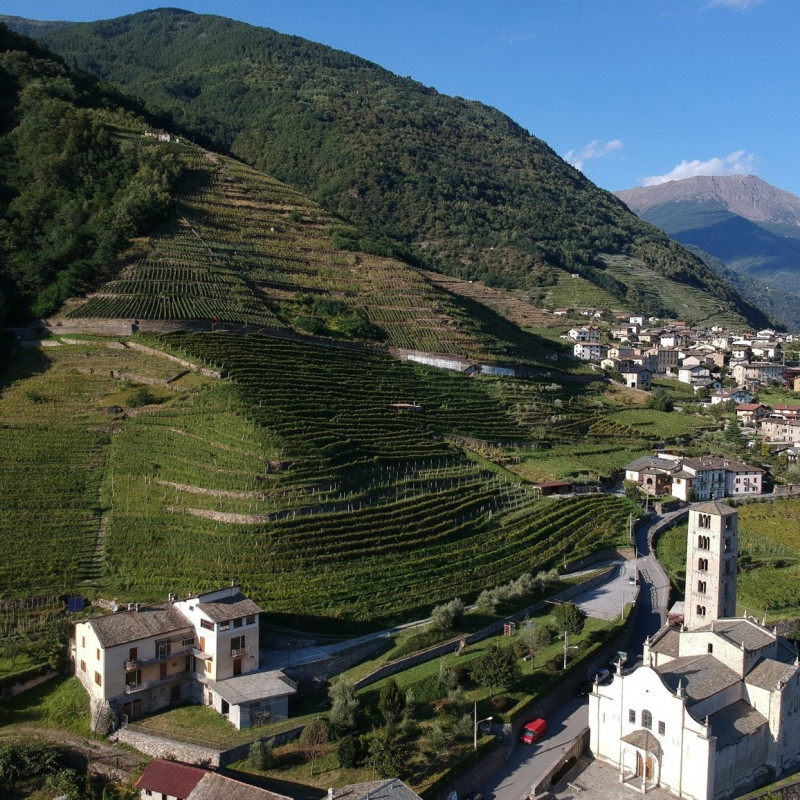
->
[134,760,206,799]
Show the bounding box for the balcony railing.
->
[231,646,249,658]
[124,643,194,669]
[125,659,140,670]
[125,672,190,694]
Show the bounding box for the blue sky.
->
[6,0,799,197]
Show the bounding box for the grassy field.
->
[654,498,800,625]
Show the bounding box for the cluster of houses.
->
[565,315,799,394]
[624,453,764,500]
[735,401,800,452]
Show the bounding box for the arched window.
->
[698,558,708,571]
[698,580,707,594]
[698,535,710,550]
[642,709,652,730]
[697,605,706,617]
[698,513,711,529]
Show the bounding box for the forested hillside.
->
[0,24,182,323]
[20,8,769,326]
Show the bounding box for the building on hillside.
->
[732,362,785,389]
[589,502,800,800]
[672,457,763,501]
[73,584,296,730]
[620,366,652,390]
[574,342,608,361]
[624,455,763,501]
[770,405,800,421]
[735,403,769,424]
[568,326,602,343]
[710,387,751,406]
[758,417,800,445]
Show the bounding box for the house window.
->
[246,614,256,625]
[220,621,230,631]
[126,669,142,687]
[233,617,243,628]
[697,605,706,617]
[129,647,138,662]
[642,710,652,730]
[200,619,214,631]
[94,671,102,687]
[80,660,86,672]
[698,558,709,571]
[629,709,636,723]
[231,635,246,653]
[708,643,714,653]
[96,648,100,660]
[698,580,707,594]
[658,721,666,736]
[156,640,171,659]
[725,516,733,530]
[725,537,732,551]
[81,636,85,649]
[698,535,710,550]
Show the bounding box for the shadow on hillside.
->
[263,612,388,639]
[0,334,55,394]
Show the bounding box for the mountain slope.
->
[12,8,770,328]
[617,175,800,297]
[0,23,182,323]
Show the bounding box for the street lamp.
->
[473,701,493,750]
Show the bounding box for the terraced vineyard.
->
[67,139,554,364]
[94,332,634,624]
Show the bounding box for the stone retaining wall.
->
[354,567,616,690]
[532,728,591,796]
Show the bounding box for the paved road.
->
[480,696,588,800]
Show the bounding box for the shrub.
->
[490,694,511,711]
[430,597,465,630]
[248,739,274,771]
[126,387,156,407]
[337,735,365,769]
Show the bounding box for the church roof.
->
[706,618,776,651]
[649,627,680,658]
[656,654,741,706]
[690,499,737,515]
[708,699,768,750]
[746,657,797,690]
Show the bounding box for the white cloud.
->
[642,150,757,186]
[564,139,623,171]
[707,0,766,9]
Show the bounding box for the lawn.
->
[0,675,91,736]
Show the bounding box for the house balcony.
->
[124,671,191,694]
[231,646,249,658]
[125,643,194,670]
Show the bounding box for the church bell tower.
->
[684,500,738,630]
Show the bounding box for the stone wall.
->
[114,726,222,767]
[531,728,590,796]
[354,567,617,690]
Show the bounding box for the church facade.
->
[589,501,800,800]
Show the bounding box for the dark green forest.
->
[23,8,767,326]
[0,25,181,323]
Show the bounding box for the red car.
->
[520,718,547,745]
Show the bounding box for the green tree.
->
[337,735,365,769]
[247,739,274,771]
[300,718,328,776]
[647,387,674,412]
[379,677,405,726]
[368,728,406,779]
[471,643,521,695]
[552,602,584,635]
[329,678,360,730]
[430,597,464,630]
[519,622,551,669]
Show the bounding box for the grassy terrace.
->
[67,140,559,365]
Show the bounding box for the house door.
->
[233,657,242,676]
[636,753,653,780]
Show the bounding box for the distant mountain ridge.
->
[616,176,800,308]
[1,8,771,328]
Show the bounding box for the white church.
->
[589,500,800,800]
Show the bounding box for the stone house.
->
[73,584,296,730]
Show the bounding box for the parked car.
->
[574,680,594,697]
[595,668,612,685]
[520,717,547,745]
